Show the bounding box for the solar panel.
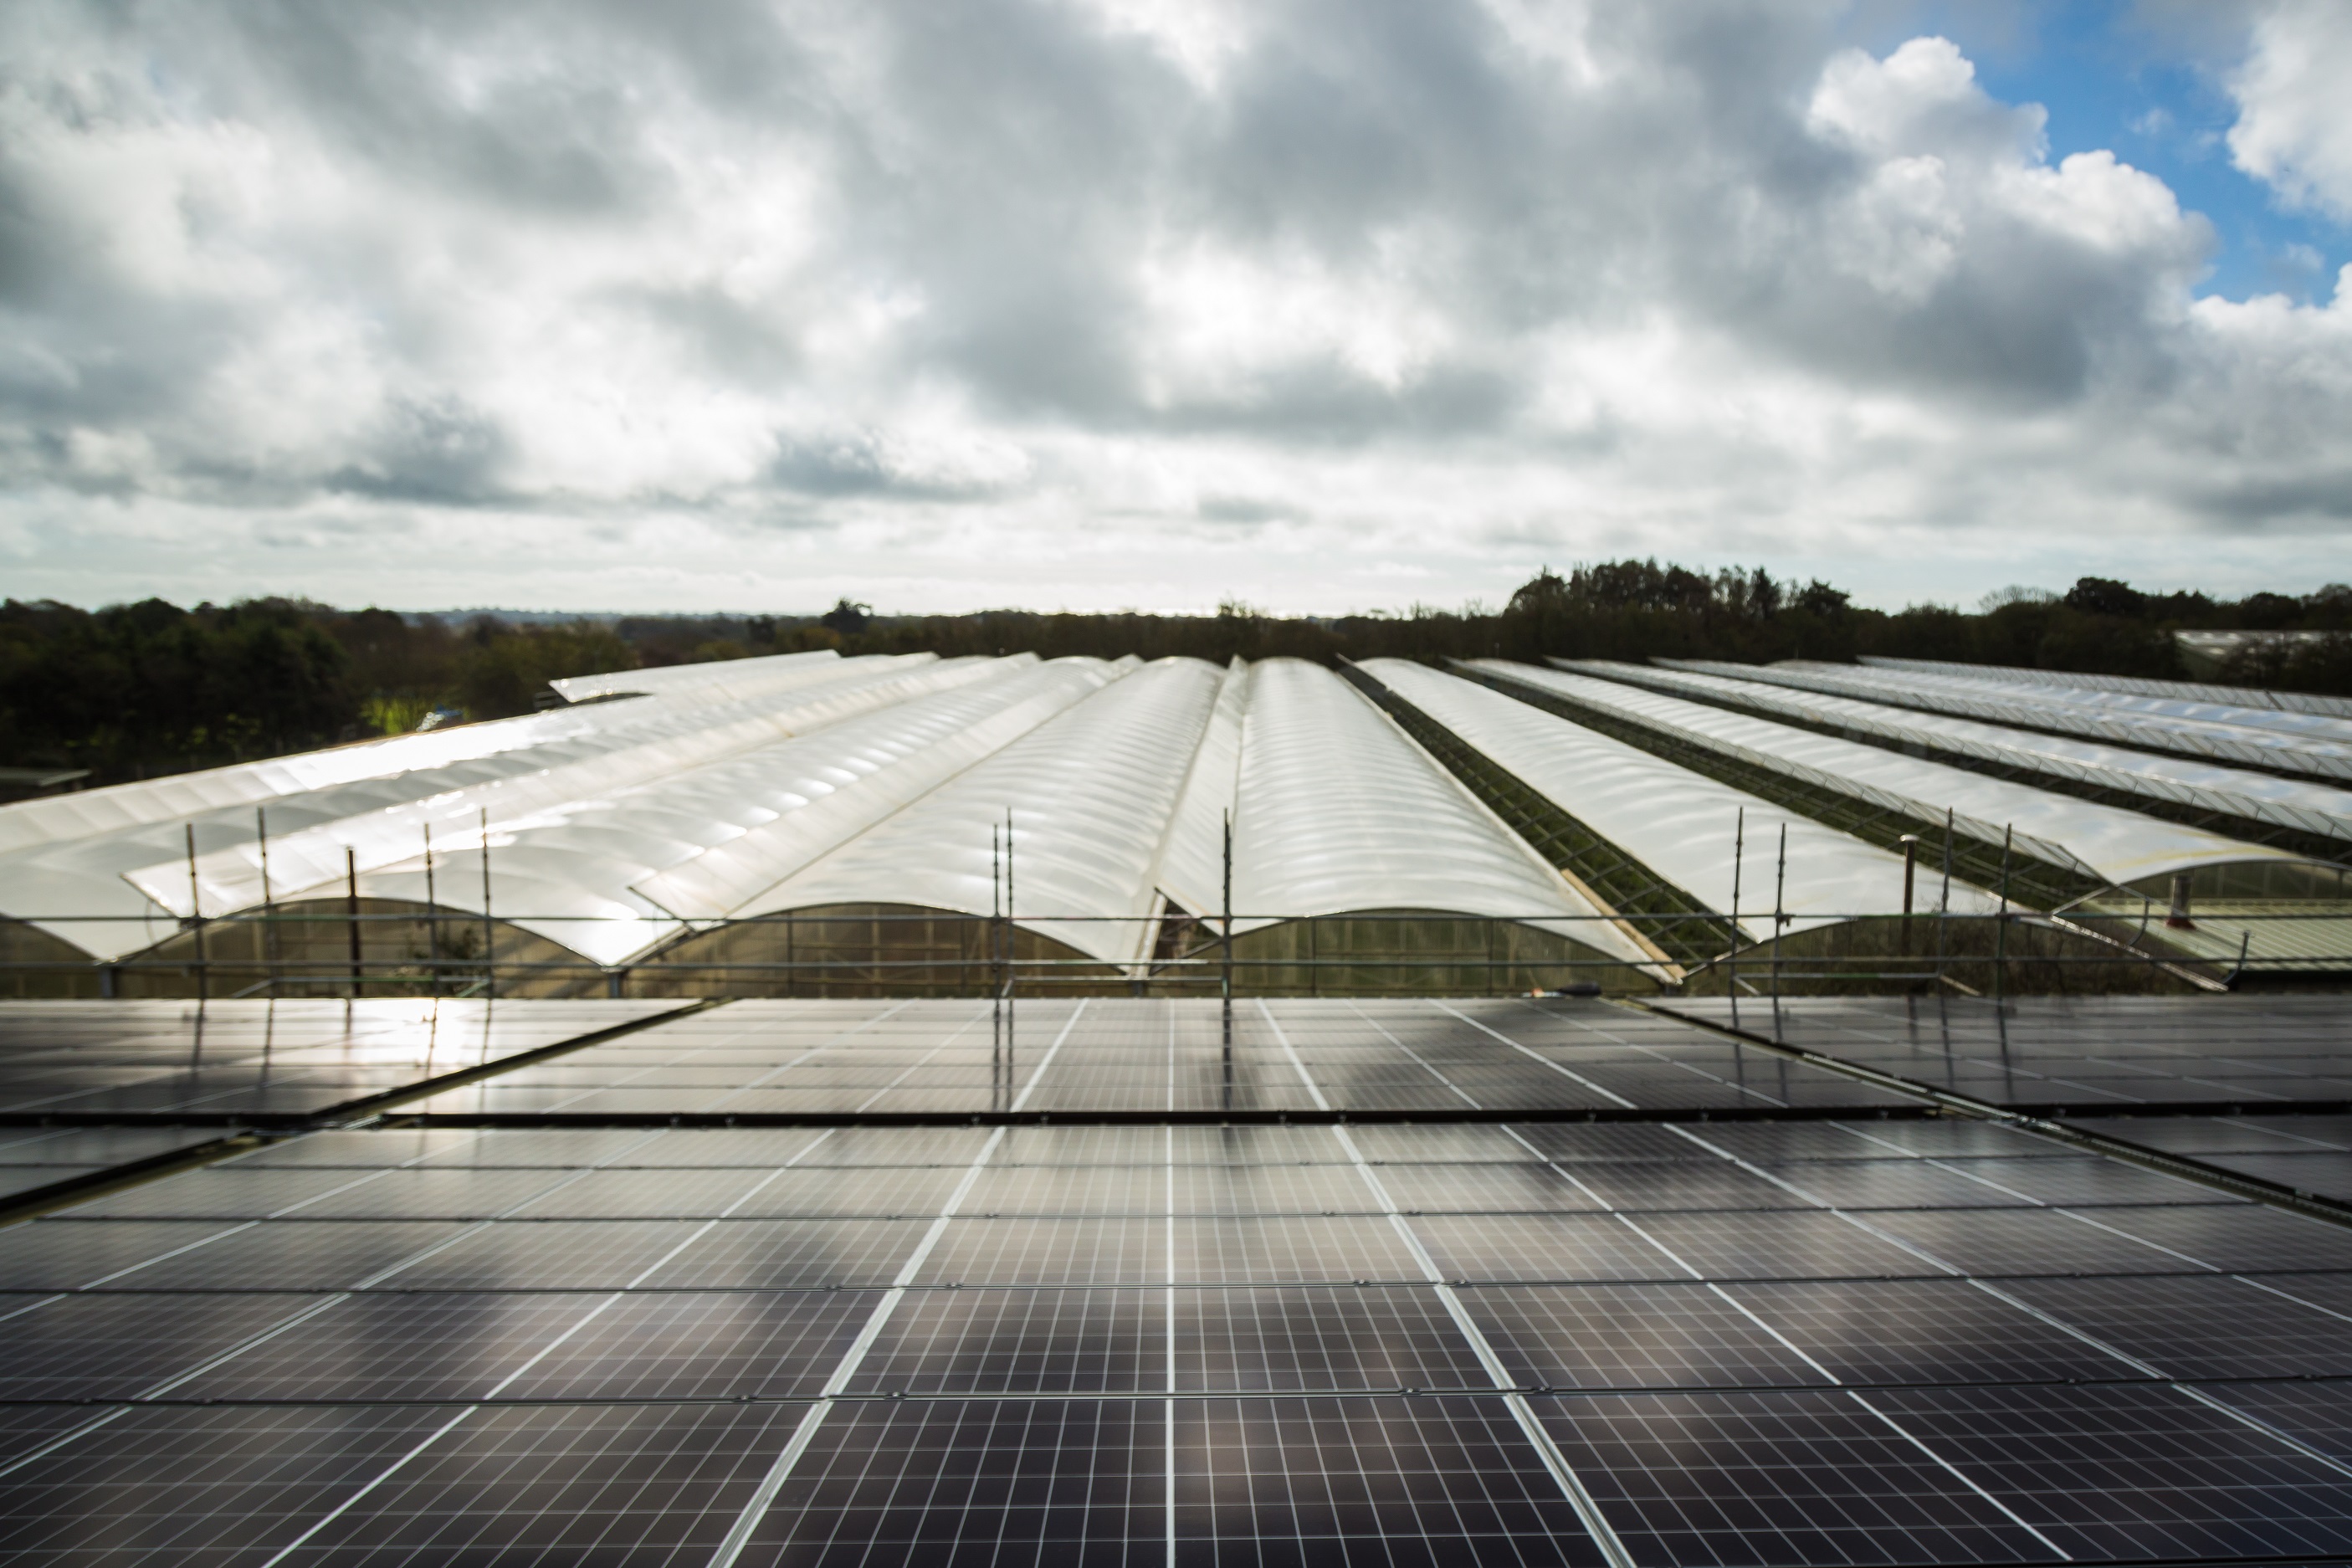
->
[5,994,2352,1564]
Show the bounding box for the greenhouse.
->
[3,646,2349,999]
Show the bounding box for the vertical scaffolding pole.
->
[256,807,278,997]
[1726,807,1744,1017]
[1004,808,1016,1089]
[423,824,438,998]
[1897,834,1919,960]
[346,847,363,1000]
[185,823,208,1006]
[1770,823,1786,1017]
[479,808,495,1001]
[992,822,1003,1109]
[1994,825,2014,1006]
[1934,807,1955,990]
[1222,809,1234,1108]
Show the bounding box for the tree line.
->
[4,566,2347,788]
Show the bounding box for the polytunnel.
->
[1561,658,2352,858]
[0,653,920,979]
[637,657,1220,996]
[1663,658,2352,782]
[1468,658,2352,973]
[1357,658,1998,950]
[1155,658,1663,994]
[1860,654,2352,718]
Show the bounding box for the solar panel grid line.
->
[1427,1001,1641,1110]
[1670,1121,2352,1497]
[0,1123,688,1489]
[1643,997,2352,1227]
[1250,1000,1637,1567]
[708,1120,1016,1568]
[246,1125,845,1565]
[1487,1123,2078,1557]
[1338,1001,1483,1109]
[1165,1117,1177,1568]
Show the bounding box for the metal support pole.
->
[1727,807,1744,1011]
[1003,809,1015,1089]
[185,822,208,1005]
[423,824,438,998]
[346,847,363,1000]
[1897,834,1919,959]
[1770,823,1786,1014]
[992,822,1002,1108]
[1222,809,1235,1102]
[479,808,495,1000]
[1994,825,2014,1006]
[256,807,278,996]
[1934,807,1955,987]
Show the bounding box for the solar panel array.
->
[0,999,684,1122]
[6,995,2352,1565]
[1655,994,2352,1110]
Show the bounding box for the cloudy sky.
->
[4,1,2350,615]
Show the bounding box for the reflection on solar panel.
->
[0,998,685,1121]
[1658,993,2352,1110]
[5,994,2352,1564]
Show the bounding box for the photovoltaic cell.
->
[5,994,2352,1564]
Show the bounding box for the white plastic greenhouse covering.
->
[126,656,993,921]
[1563,660,2352,848]
[1151,659,1248,922]
[1170,659,1654,971]
[1859,654,2352,720]
[735,657,1212,967]
[0,656,930,963]
[1821,660,2352,751]
[633,658,1125,927]
[1360,660,1996,939]
[337,655,1109,968]
[1663,658,2352,781]
[547,648,848,706]
[0,651,888,864]
[1468,660,2322,894]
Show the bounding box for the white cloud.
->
[2229,0,2352,220]
[0,2,2346,614]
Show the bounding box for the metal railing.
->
[6,902,2343,1002]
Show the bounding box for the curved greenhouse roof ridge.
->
[1231,659,1653,969]
[633,656,1122,926]
[0,651,876,863]
[1661,658,2352,781]
[734,657,1217,966]
[1472,660,2321,894]
[1563,659,2352,848]
[1154,658,1248,921]
[548,648,847,706]
[337,655,1091,967]
[1858,654,2352,720]
[1363,660,1996,940]
[126,656,986,923]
